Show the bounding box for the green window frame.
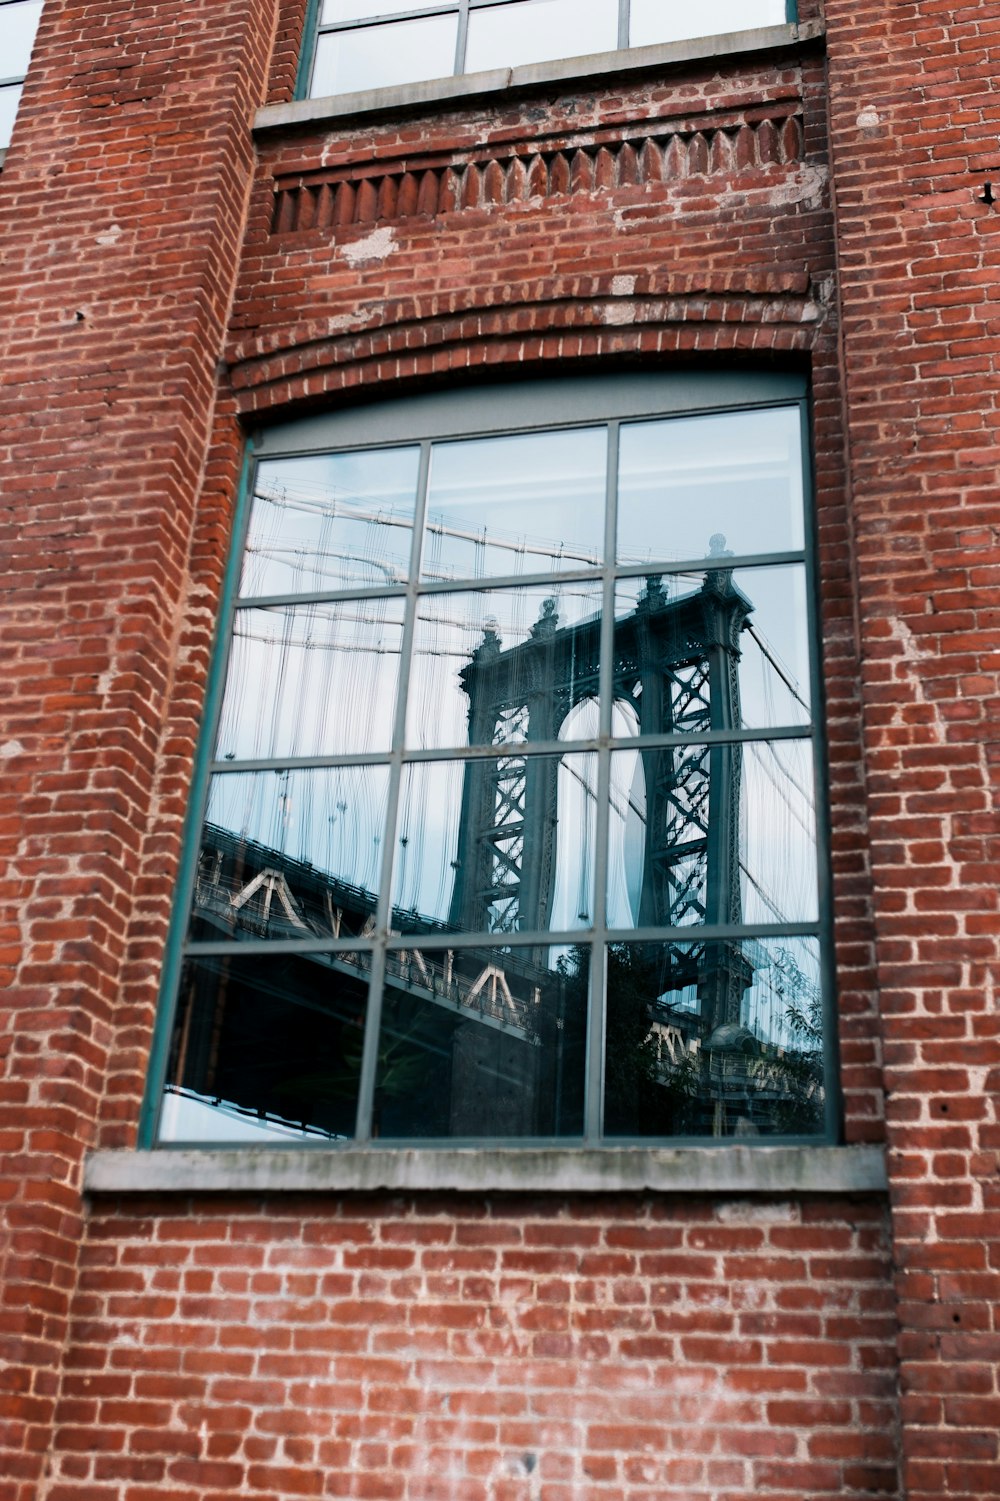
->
[296,0,800,102]
[0,0,43,151]
[142,372,839,1151]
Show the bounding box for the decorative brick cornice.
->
[270,106,805,236]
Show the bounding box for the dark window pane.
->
[243,449,420,596]
[604,938,825,1139]
[392,753,597,935]
[617,406,804,565]
[406,582,603,751]
[423,427,607,582]
[216,600,404,761]
[465,0,616,73]
[191,767,390,942]
[629,0,787,48]
[613,565,810,736]
[159,953,372,1143]
[311,13,458,95]
[373,943,588,1137]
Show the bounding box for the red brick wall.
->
[0,2,280,1494]
[75,24,900,1501]
[51,1194,896,1500]
[15,0,1000,1494]
[825,2,1000,1497]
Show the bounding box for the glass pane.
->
[159,953,371,1143]
[741,738,817,925]
[2,0,43,77]
[392,752,597,935]
[617,405,804,565]
[373,943,588,1137]
[242,448,420,597]
[607,737,817,931]
[607,744,708,930]
[612,565,811,736]
[422,426,607,583]
[322,0,433,21]
[465,0,617,73]
[310,13,458,95]
[604,938,825,1139]
[406,582,603,751]
[0,84,22,150]
[191,766,390,941]
[215,600,403,761]
[630,0,787,49]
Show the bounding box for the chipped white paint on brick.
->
[341,225,397,267]
[716,1198,801,1225]
[0,739,24,759]
[611,274,637,297]
[770,162,828,211]
[95,223,123,247]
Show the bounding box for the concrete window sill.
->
[85,1143,886,1197]
[254,21,825,136]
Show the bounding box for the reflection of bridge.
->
[172,555,822,1140]
[454,558,753,1036]
[194,822,544,1041]
[184,820,582,1138]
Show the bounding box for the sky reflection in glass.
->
[4,0,42,75]
[311,12,458,95]
[216,600,404,761]
[617,406,804,564]
[243,449,420,597]
[465,0,616,73]
[629,0,788,50]
[321,0,428,19]
[423,427,607,582]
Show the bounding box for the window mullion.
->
[352,439,433,1144]
[618,0,630,51]
[797,399,840,1144]
[454,0,470,73]
[584,421,620,1143]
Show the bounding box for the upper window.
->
[0,0,42,151]
[149,374,836,1150]
[304,0,794,100]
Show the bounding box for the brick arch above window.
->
[226,275,830,418]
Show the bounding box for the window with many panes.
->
[148,374,836,1149]
[0,0,42,150]
[303,0,796,100]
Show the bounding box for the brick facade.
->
[0,0,996,1496]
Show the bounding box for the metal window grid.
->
[299,0,800,98]
[140,379,838,1150]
